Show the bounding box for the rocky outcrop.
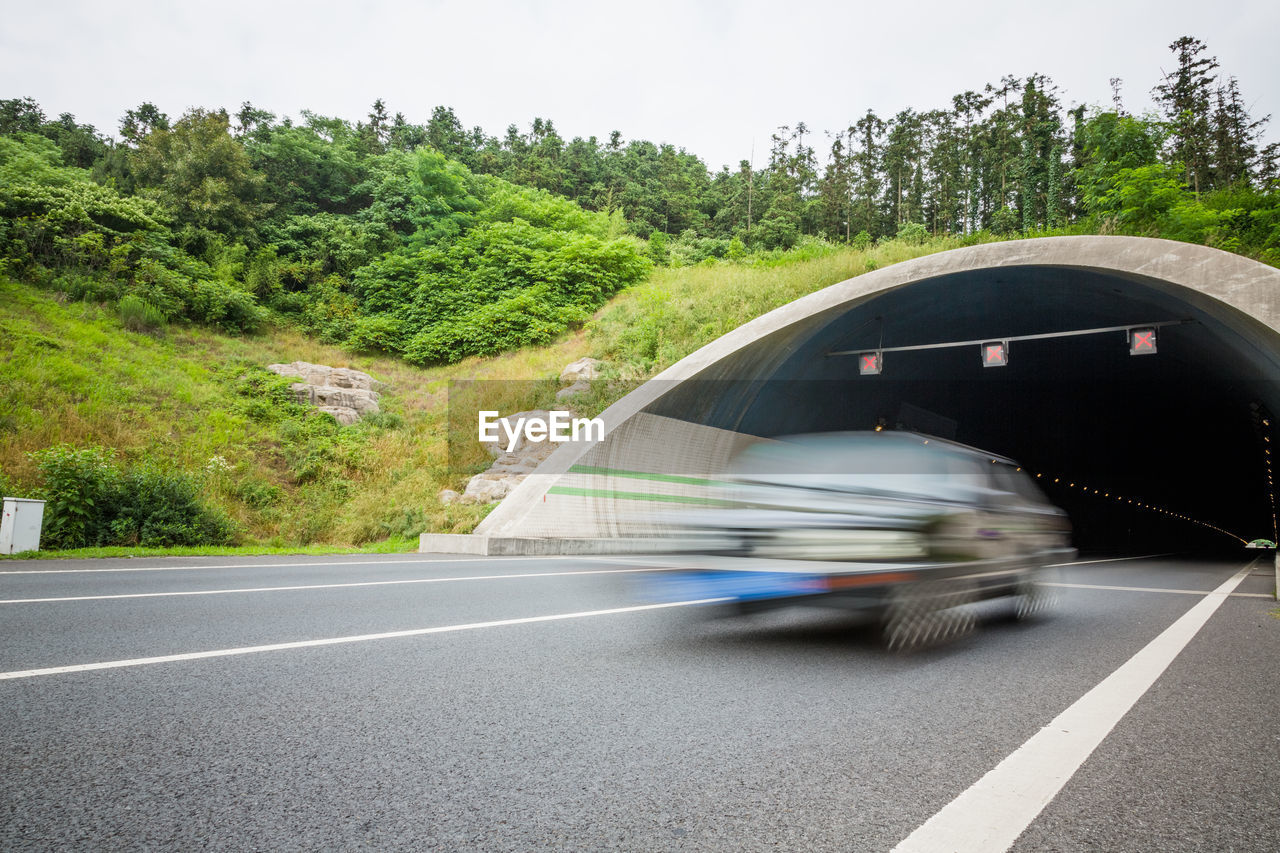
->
[455,410,561,503]
[446,358,607,504]
[559,357,602,383]
[556,357,602,401]
[267,361,381,426]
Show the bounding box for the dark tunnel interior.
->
[646,266,1280,552]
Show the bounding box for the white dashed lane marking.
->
[0,554,621,575]
[0,598,729,680]
[0,569,650,604]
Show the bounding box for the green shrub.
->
[234,478,285,509]
[29,444,235,549]
[344,313,405,353]
[376,506,429,539]
[277,415,343,484]
[755,213,799,250]
[118,293,167,332]
[647,231,670,265]
[360,410,404,429]
[30,445,120,548]
[990,206,1021,235]
[229,366,310,422]
[110,465,235,546]
[896,222,928,245]
[402,287,590,364]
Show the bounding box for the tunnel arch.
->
[470,236,1280,552]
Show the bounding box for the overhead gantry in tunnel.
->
[428,236,1280,555]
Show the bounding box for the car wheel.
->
[1014,567,1060,620]
[882,578,977,651]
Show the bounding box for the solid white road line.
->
[1045,553,1173,567]
[0,598,729,681]
[891,558,1257,853]
[1046,581,1272,599]
[0,554,621,576]
[0,569,652,604]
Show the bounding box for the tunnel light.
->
[981,341,1009,367]
[1128,327,1157,356]
[858,352,883,375]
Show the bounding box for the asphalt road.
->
[1,552,1277,851]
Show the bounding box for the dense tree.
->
[243,120,368,218]
[851,110,886,237]
[0,97,47,134]
[423,106,474,165]
[1210,77,1267,188]
[1154,36,1219,195]
[119,102,169,146]
[882,110,925,228]
[0,99,106,169]
[130,107,270,248]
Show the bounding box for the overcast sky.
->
[4,0,1276,170]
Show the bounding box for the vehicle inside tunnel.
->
[644,265,1280,552]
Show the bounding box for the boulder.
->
[556,380,591,401]
[559,357,603,383]
[479,409,567,456]
[267,361,382,425]
[461,412,570,502]
[462,476,516,503]
[438,489,462,505]
[312,385,380,414]
[268,361,381,391]
[318,405,359,426]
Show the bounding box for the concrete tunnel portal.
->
[646,263,1280,550]
[450,237,1280,556]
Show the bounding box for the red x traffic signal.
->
[859,351,883,375]
[1129,327,1157,355]
[981,341,1008,367]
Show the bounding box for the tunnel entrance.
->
[646,265,1280,551]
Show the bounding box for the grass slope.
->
[0,236,974,550]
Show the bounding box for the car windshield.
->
[729,434,989,499]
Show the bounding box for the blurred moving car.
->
[645,431,1075,649]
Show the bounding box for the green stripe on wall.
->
[567,464,729,487]
[547,486,728,505]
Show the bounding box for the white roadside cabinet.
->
[1,497,46,554]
